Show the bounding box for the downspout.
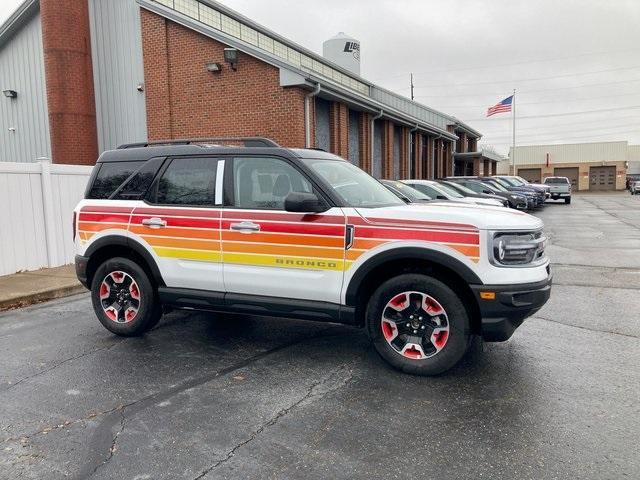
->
[304,83,321,148]
[370,109,384,175]
[409,124,419,178]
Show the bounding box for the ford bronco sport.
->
[74,138,552,375]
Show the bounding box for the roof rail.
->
[117,137,281,149]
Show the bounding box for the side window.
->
[114,158,165,200]
[233,157,313,210]
[88,161,144,199]
[152,157,218,206]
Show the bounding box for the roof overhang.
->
[137,0,459,141]
[455,150,503,162]
[0,0,39,51]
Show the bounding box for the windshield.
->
[433,182,464,198]
[444,181,476,195]
[495,177,518,187]
[514,176,531,184]
[307,160,404,208]
[505,177,525,186]
[544,177,569,184]
[483,180,507,192]
[386,181,431,201]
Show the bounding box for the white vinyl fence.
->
[0,160,93,277]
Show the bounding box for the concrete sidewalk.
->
[0,265,86,311]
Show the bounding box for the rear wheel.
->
[91,257,162,336]
[366,274,470,376]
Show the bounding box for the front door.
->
[221,156,347,304]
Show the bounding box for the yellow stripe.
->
[223,252,346,271]
[153,247,222,262]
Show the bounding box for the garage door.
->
[518,168,541,183]
[554,167,579,189]
[589,166,616,191]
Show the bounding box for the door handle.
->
[230,221,260,233]
[141,217,167,229]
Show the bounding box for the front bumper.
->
[471,274,552,342]
[75,254,90,289]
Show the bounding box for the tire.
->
[366,274,470,376]
[565,197,571,204]
[91,257,162,336]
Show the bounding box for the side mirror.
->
[284,192,328,213]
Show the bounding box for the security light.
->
[3,90,17,99]
[206,62,222,73]
[223,48,238,70]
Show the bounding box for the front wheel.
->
[91,257,162,336]
[366,274,470,376]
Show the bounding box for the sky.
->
[2,0,639,155]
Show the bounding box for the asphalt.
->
[1,192,639,479]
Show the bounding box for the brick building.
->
[0,0,482,179]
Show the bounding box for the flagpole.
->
[512,89,516,175]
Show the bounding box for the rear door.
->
[221,156,347,303]
[129,156,224,291]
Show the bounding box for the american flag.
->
[486,95,513,117]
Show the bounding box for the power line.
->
[466,105,640,122]
[413,65,640,89]
[412,78,640,98]
[432,92,640,109]
[370,48,640,82]
[480,120,640,137]
[485,126,640,142]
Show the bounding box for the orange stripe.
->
[129,225,218,240]
[225,242,344,259]
[352,238,386,250]
[141,236,221,251]
[79,221,128,232]
[221,231,344,248]
[449,244,480,257]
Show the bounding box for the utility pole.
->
[511,88,516,175]
[410,73,415,101]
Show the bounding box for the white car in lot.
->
[401,179,505,207]
[543,176,572,204]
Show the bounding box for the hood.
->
[355,203,543,231]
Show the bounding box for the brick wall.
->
[140,10,307,147]
[359,112,372,173]
[399,127,410,179]
[382,120,394,178]
[41,0,98,165]
[329,102,349,158]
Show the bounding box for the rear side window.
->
[88,161,144,199]
[151,157,219,206]
[114,158,165,200]
[544,177,569,184]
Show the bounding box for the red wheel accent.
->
[381,291,450,361]
[99,282,110,300]
[130,283,140,300]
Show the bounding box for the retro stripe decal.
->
[79,206,481,269]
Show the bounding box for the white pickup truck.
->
[543,176,572,204]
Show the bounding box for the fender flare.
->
[84,235,165,286]
[344,247,483,306]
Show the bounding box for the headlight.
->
[491,231,546,266]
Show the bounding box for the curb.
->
[0,284,87,312]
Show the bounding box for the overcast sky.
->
[2,0,639,155]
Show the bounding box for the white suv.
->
[74,138,552,375]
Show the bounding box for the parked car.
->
[381,180,433,204]
[630,181,640,195]
[444,177,527,210]
[543,176,572,204]
[490,176,546,208]
[74,137,551,376]
[496,175,551,199]
[435,180,509,207]
[401,180,505,207]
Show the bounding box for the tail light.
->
[72,211,77,241]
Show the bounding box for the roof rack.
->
[117,137,281,149]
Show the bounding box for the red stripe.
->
[132,207,221,218]
[222,211,344,224]
[221,219,344,236]
[79,213,130,223]
[348,216,478,232]
[131,215,219,229]
[355,226,479,244]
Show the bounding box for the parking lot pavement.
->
[0,193,638,480]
